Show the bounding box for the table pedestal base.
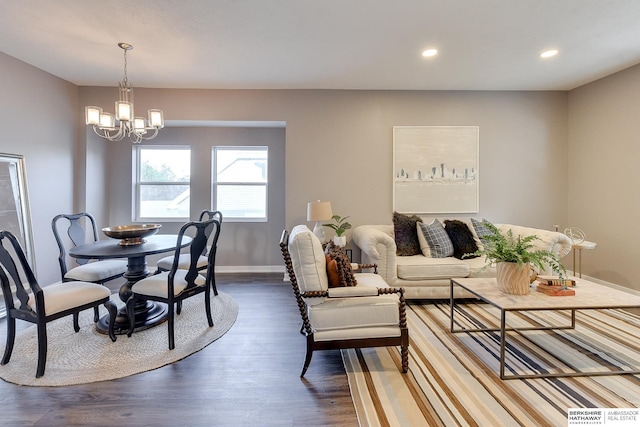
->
[96,300,168,336]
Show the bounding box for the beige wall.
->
[80,87,569,270]
[8,48,634,291]
[0,52,77,284]
[568,63,640,291]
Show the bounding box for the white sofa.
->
[352,222,573,299]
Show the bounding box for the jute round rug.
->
[0,291,238,387]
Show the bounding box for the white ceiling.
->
[2,0,640,91]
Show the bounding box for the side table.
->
[572,240,596,278]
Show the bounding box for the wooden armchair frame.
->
[280,230,408,377]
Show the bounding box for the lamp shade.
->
[116,101,133,121]
[307,201,333,221]
[85,106,102,125]
[148,109,164,128]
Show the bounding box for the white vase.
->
[333,235,347,247]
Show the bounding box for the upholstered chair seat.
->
[131,270,206,299]
[28,281,112,316]
[63,260,128,282]
[156,253,207,272]
[308,294,402,341]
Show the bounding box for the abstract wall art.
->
[393,126,479,214]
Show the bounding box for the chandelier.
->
[85,43,164,143]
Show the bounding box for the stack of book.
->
[536,276,576,296]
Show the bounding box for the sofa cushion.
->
[396,255,469,280]
[444,219,479,260]
[464,256,496,278]
[417,219,454,258]
[393,212,423,256]
[288,225,328,305]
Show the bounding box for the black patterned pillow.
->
[417,219,454,258]
[393,212,423,256]
[444,220,479,259]
[470,218,494,246]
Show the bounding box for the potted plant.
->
[466,222,566,295]
[323,214,352,247]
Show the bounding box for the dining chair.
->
[52,212,127,321]
[0,230,117,378]
[126,216,221,349]
[155,210,222,295]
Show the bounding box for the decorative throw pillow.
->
[416,222,432,257]
[470,218,494,247]
[393,212,423,256]
[417,219,454,258]
[325,242,357,287]
[444,219,479,259]
[325,255,342,288]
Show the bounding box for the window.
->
[135,146,190,221]
[212,146,268,221]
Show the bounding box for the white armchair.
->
[280,225,408,376]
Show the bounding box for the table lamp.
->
[307,200,333,242]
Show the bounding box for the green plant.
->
[466,222,566,278]
[323,214,352,237]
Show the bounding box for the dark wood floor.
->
[0,273,358,427]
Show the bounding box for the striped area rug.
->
[342,302,640,426]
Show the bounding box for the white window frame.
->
[133,145,191,222]
[212,146,268,223]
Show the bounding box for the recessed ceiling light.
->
[422,49,438,58]
[540,49,558,58]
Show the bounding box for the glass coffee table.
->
[449,277,640,379]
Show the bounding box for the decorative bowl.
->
[102,224,162,246]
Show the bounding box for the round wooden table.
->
[69,234,191,335]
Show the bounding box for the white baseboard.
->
[577,273,640,296]
[215,265,285,274]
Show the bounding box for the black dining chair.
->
[155,210,222,295]
[126,216,221,349]
[0,230,117,378]
[52,212,127,321]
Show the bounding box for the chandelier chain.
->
[123,47,128,85]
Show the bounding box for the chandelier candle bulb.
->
[148,109,164,128]
[85,106,102,125]
[133,117,146,132]
[116,101,133,121]
[100,112,115,128]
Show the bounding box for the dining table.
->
[69,234,191,335]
